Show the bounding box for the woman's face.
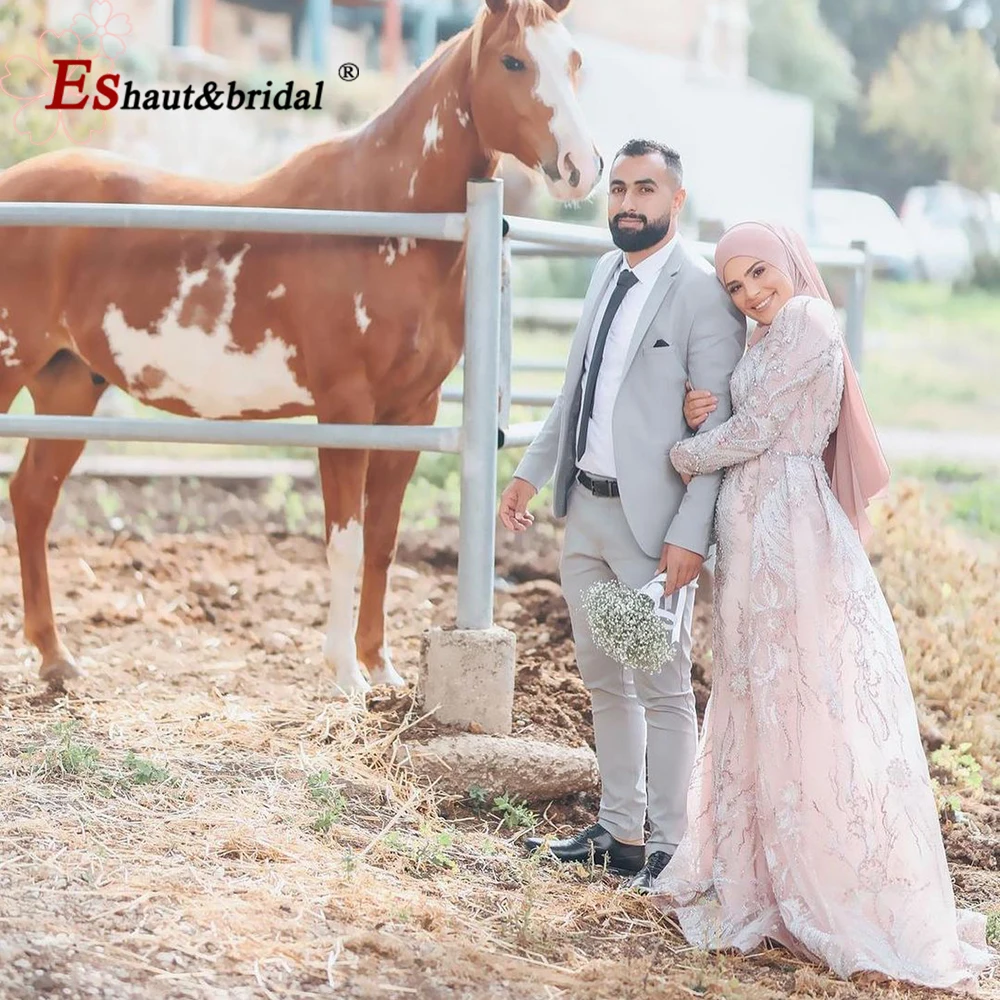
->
[721,255,795,325]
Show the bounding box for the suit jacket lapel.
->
[564,250,623,386]
[622,244,685,375]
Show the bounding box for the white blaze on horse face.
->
[524,21,600,200]
[103,245,313,418]
[323,519,369,696]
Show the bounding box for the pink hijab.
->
[714,221,891,546]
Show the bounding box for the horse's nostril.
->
[542,161,561,183]
[563,152,580,188]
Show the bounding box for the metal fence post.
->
[457,178,504,629]
[497,219,513,448]
[846,239,869,376]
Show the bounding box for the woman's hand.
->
[683,379,718,430]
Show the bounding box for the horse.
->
[0,0,602,696]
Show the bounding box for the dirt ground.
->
[0,474,997,1000]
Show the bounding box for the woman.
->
[651,221,994,992]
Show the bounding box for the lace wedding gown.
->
[659,295,994,991]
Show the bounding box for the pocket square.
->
[652,338,670,348]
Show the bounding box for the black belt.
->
[577,469,620,498]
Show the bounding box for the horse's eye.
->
[502,55,525,71]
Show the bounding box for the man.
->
[498,139,746,891]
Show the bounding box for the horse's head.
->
[469,0,602,201]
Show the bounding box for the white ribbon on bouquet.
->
[636,574,688,654]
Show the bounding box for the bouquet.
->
[581,574,686,674]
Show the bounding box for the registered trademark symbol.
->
[338,63,359,82]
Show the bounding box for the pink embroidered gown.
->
[659,295,994,991]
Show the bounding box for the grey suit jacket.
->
[513,239,747,559]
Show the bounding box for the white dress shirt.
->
[577,234,679,479]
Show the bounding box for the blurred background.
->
[0,0,998,537]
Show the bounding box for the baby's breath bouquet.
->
[582,574,684,674]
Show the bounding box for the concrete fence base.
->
[417,625,516,735]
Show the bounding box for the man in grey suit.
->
[498,139,746,891]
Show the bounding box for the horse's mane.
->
[468,1,560,74]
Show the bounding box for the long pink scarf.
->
[714,221,891,546]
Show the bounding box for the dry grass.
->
[870,482,1000,767]
[0,480,998,999]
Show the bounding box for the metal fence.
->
[450,222,871,420]
[0,183,870,640]
[0,180,505,635]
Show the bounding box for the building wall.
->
[572,33,813,234]
[564,0,749,80]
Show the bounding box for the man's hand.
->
[498,477,538,532]
[683,379,718,430]
[656,543,703,595]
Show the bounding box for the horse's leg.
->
[356,391,441,688]
[316,417,374,696]
[356,447,421,688]
[9,350,106,686]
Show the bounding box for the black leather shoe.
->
[523,823,644,874]
[625,850,672,893]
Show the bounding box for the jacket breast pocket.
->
[641,341,687,379]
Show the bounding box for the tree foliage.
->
[0,0,108,168]
[747,0,859,150]
[868,23,1000,190]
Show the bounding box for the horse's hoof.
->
[39,653,81,688]
[367,660,407,688]
[333,672,372,699]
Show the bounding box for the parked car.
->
[898,183,983,285]
[807,188,918,281]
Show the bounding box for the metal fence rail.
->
[0,185,503,633]
[0,190,871,637]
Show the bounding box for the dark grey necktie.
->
[576,268,640,462]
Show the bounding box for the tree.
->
[868,23,1000,190]
[944,0,1000,57]
[818,0,944,84]
[747,0,859,151]
[0,0,109,168]
[813,0,953,206]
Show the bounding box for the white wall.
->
[574,34,814,236]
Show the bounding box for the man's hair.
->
[613,139,683,187]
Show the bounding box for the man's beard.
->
[609,211,673,252]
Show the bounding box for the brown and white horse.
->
[0,0,601,696]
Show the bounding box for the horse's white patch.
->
[0,327,19,367]
[525,21,598,196]
[455,107,470,128]
[103,244,314,418]
[378,237,416,267]
[266,283,286,299]
[322,519,369,695]
[408,170,418,198]
[422,104,444,156]
[353,293,371,333]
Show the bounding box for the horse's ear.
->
[545,0,572,11]
[484,0,509,12]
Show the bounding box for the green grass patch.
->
[860,281,1000,433]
